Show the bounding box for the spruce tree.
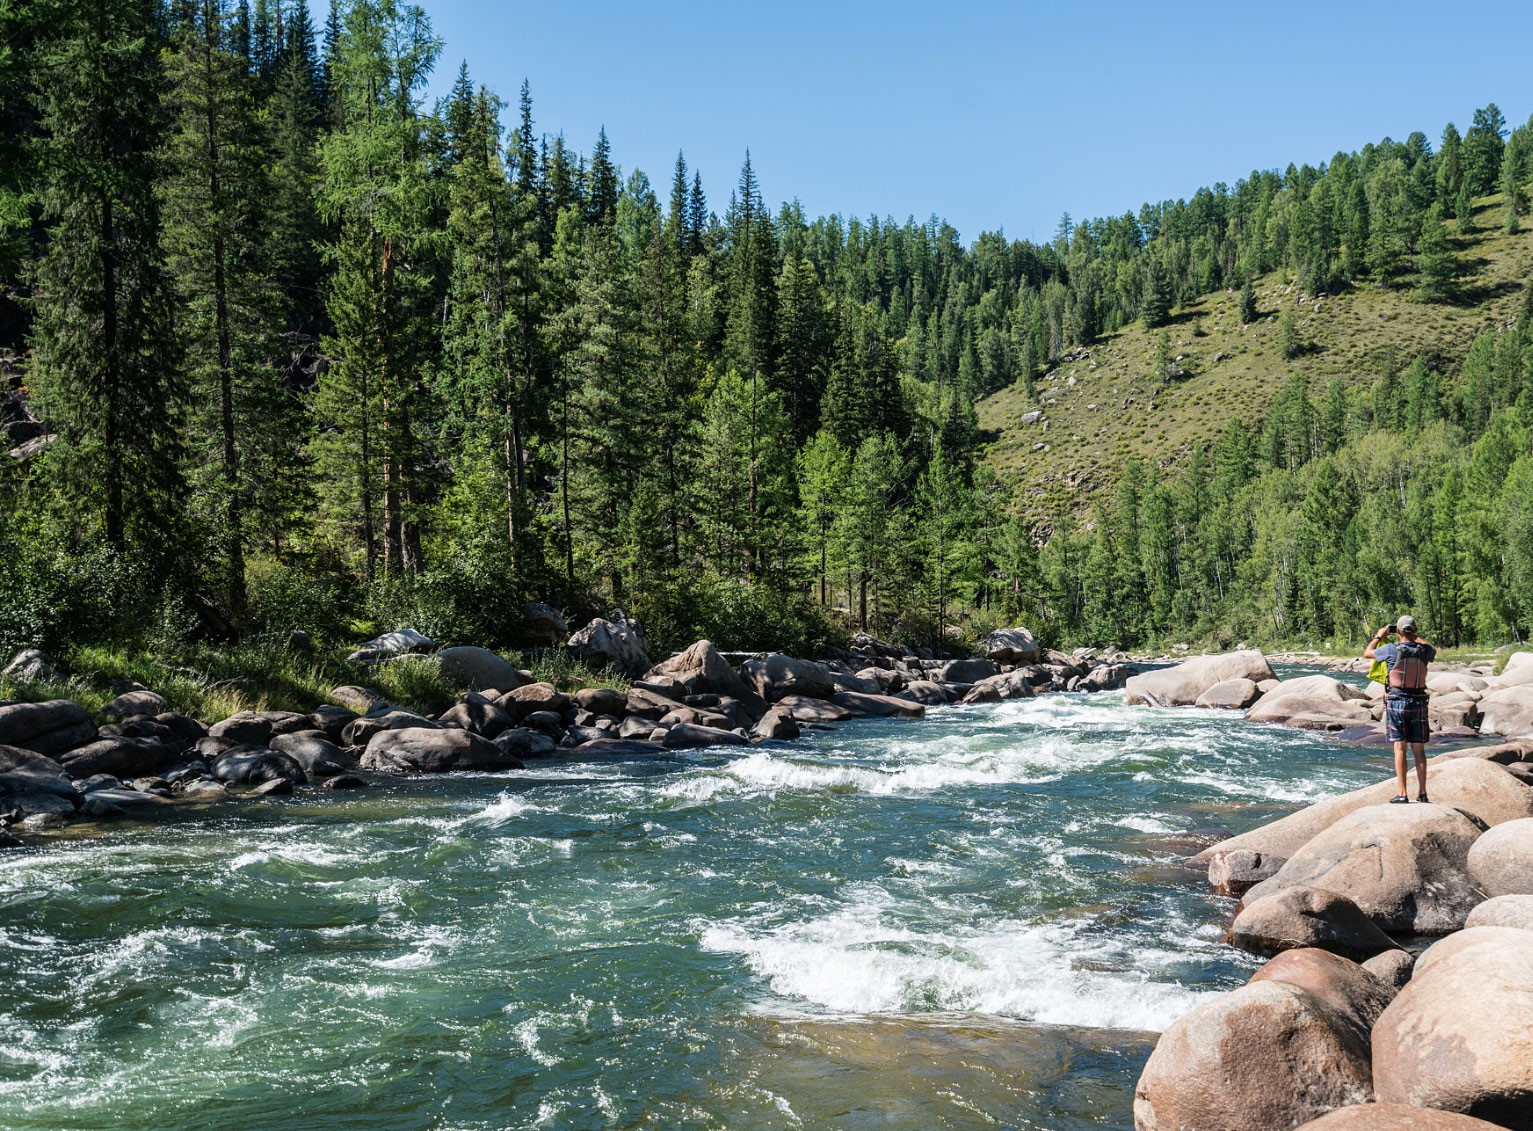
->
[163,0,299,618]
[29,0,186,553]
[266,0,326,334]
[1238,276,1258,324]
[586,126,618,228]
[1415,203,1456,302]
[1140,256,1171,326]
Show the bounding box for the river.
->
[0,686,1389,1130]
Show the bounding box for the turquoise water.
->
[0,691,1388,1130]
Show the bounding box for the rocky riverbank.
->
[1127,648,1533,1131]
[0,624,1133,842]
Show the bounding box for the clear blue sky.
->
[423,0,1532,244]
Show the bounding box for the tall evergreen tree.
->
[29,0,186,553]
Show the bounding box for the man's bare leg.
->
[1412,742,1428,798]
[1394,741,1409,797]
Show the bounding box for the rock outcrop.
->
[1125,650,1276,707]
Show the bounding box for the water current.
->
[0,685,1391,1130]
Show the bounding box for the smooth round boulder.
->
[1246,675,1374,727]
[1293,1103,1509,1130]
[1195,677,1261,710]
[831,691,925,719]
[210,746,308,788]
[497,682,570,721]
[1465,816,1533,897]
[56,737,169,781]
[309,704,360,743]
[898,680,950,706]
[937,657,999,684]
[435,646,526,692]
[436,694,516,739]
[269,732,356,777]
[1240,803,1484,934]
[1249,947,1397,1022]
[360,727,521,773]
[341,707,438,749]
[567,614,652,676]
[983,626,1040,664]
[1465,893,1533,929]
[775,695,854,723]
[662,723,748,750]
[1125,649,1276,707]
[98,690,170,722]
[1132,980,1373,1131]
[573,688,628,718]
[1360,949,1415,989]
[1371,931,1533,1128]
[750,707,800,741]
[1227,884,1403,961]
[738,653,837,702]
[0,700,96,757]
[329,685,388,714]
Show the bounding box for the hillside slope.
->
[978,197,1533,522]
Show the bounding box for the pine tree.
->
[1278,307,1301,360]
[267,0,326,333]
[1415,203,1456,303]
[163,0,300,618]
[1238,277,1257,324]
[1463,103,1507,196]
[667,151,690,257]
[1436,122,1463,210]
[586,125,618,228]
[314,0,443,579]
[687,170,707,256]
[29,0,186,554]
[1140,255,1171,326]
[1455,177,1475,235]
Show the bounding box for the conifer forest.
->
[4,0,1533,663]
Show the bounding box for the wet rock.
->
[0,699,96,757]
[1226,884,1403,961]
[962,670,1037,703]
[81,796,126,820]
[85,786,173,810]
[1293,1103,1509,1130]
[0,744,82,817]
[618,715,662,740]
[1465,893,1533,929]
[1206,848,1282,895]
[75,774,122,793]
[360,727,521,773]
[180,779,229,800]
[982,627,1040,664]
[490,727,551,760]
[662,723,748,749]
[1465,816,1533,897]
[1132,980,1373,1131]
[751,707,801,741]
[522,710,566,738]
[320,774,366,790]
[208,711,311,746]
[247,778,293,797]
[739,653,837,702]
[1371,929,1533,1128]
[1125,650,1276,707]
[435,645,528,692]
[211,746,308,788]
[1241,804,1483,935]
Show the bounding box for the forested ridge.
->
[2,0,1533,664]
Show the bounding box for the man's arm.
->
[1364,628,1391,659]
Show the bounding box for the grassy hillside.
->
[978,196,1533,522]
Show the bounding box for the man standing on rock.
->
[1364,615,1436,803]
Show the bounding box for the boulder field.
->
[0,627,1132,838]
[1133,647,1533,1131]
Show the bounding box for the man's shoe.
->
[1390,795,1410,804]
[1418,793,1430,803]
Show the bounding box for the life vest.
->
[1387,640,1430,694]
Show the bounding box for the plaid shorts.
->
[1385,695,1430,744]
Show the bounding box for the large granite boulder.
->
[899,680,951,705]
[937,657,999,684]
[436,693,516,739]
[1247,946,1398,1019]
[329,685,388,715]
[56,737,170,780]
[1193,757,1533,877]
[208,711,312,746]
[1226,885,1403,961]
[1293,1104,1511,1130]
[497,682,570,721]
[661,723,748,750]
[1125,650,1276,707]
[435,646,528,692]
[210,746,308,787]
[1465,893,1533,929]
[1477,685,1533,736]
[1465,816,1533,897]
[0,744,82,818]
[574,688,628,718]
[1207,848,1282,895]
[644,641,766,720]
[98,690,171,722]
[750,707,801,741]
[567,612,651,675]
[341,707,439,749]
[2,649,58,683]
[361,727,522,773]
[0,700,96,757]
[738,653,837,702]
[1194,678,1261,710]
[1132,979,1374,1131]
[268,732,356,777]
[775,695,855,723]
[982,627,1040,664]
[962,670,1037,704]
[1371,929,1533,1128]
[1240,803,1484,935]
[1246,675,1374,727]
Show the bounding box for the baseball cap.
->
[1397,614,1417,632]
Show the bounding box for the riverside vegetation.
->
[3,0,1533,680]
